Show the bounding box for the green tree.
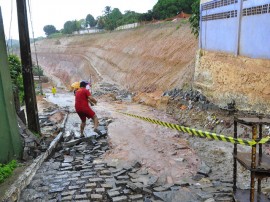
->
[120,10,140,24]
[189,0,200,38]
[8,54,24,103]
[139,10,154,21]
[32,65,44,76]
[103,6,112,16]
[73,20,81,32]
[79,19,86,29]
[63,20,81,34]
[153,0,193,20]
[63,21,73,34]
[104,8,123,31]
[43,25,57,36]
[96,16,105,29]
[85,14,96,28]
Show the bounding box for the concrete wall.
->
[200,0,270,59]
[116,23,140,31]
[0,9,22,163]
[240,0,270,58]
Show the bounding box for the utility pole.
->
[16,0,40,133]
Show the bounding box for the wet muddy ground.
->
[18,82,270,202]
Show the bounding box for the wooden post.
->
[16,0,40,133]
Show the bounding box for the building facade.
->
[200,0,270,59]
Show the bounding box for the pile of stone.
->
[18,104,67,161]
[93,82,133,102]
[18,117,42,161]
[163,88,220,111]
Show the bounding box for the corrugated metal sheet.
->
[0,8,22,163]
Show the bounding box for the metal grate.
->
[243,4,270,16]
[202,0,238,11]
[202,10,238,21]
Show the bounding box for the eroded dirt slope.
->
[194,51,270,113]
[34,21,197,102]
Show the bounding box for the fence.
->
[200,0,270,59]
[0,8,22,163]
[115,23,140,31]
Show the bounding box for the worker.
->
[52,86,56,96]
[75,81,101,137]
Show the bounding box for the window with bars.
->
[202,0,238,11]
[242,4,269,16]
[202,10,238,21]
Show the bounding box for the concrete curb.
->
[2,113,68,202]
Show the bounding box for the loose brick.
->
[91,194,103,200]
[89,178,103,182]
[96,188,105,193]
[74,194,87,200]
[112,196,128,202]
[61,190,76,196]
[129,194,143,200]
[81,188,92,193]
[85,183,97,188]
[69,185,80,190]
[108,191,120,197]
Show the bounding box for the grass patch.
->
[0,160,17,184]
[176,24,181,30]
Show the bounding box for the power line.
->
[27,0,43,94]
[7,0,14,54]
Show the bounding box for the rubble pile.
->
[18,104,67,161]
[93,82,133,102]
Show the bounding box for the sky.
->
[0,0,158,40]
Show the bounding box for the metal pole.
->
[257,123,263,198]
[259,123,262,160]
[233,119,237,192]
[16,0,40,133]
[199,4,202,49]
[235,0,243,56]
[250,124,257,202]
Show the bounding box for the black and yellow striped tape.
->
[119,111,270,147]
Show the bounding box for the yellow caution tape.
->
[119,111,270,147]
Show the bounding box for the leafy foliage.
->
[104,8,123,31]
[0,160,17,183]
[43,25,58,36]
[33,65,44,76]
[47,32,63,39]
[79,19,86,29]
[43,0,197,34]
[189,0,200,38]
[139,10,154,21]
[96,16,105,29]
[86,14,96,28]
[63,20,81,34]
[8,54,24,103]
[119,11,141,25]
[153,0,193,20]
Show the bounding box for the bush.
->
[189,0,200,38]
[47,32,64,38]
[8,54,24,104]
[0,160,17,183]
[33,65,44,76]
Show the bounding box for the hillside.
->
[34,21,197,105]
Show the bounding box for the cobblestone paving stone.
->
[19,114,164,202]
[19,112,236,202]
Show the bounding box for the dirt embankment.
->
[34,21,197,106]
[195,51,270,113]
